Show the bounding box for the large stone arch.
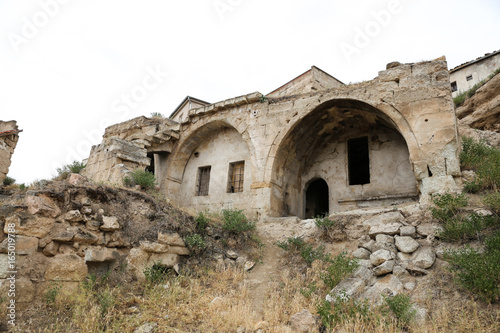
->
[164,118,258,214]
[268,98,419,217]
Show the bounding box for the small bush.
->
[18,183,26,191]
[2,176,15,186]
[277,236,328,266]
[221,209,255,233]
[314,216,336,229]
[150,112,165,118]
[317,292,372,329]
[123,169,156,190]
[460,137,500,192]
[382,294,417,327]
[444,232,500,303]
[439,213,495,242]
[184,234,206,252]
[195,212,210,232]
[44,281,62,306]
[320,251,358,289]
[143,261,170,284]
[431,193,468,222]
[484,192,500,214]
[56,160,86,179]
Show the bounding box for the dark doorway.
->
[305,179,329,219]
[348,137,370,185]
[146,153,155,174]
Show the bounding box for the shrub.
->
[2,176,15,186]
[44,281,62,306]
[123,169,156,190]
[431,193,468,222]
[382,294,416,327]
[150,112,165,118]
[314,216,336,229]
[317,292,372,329]
[444,232,500,303]
[320,251,358,289]
[18,183,26,191]
[439,213,495,242]
[56,160,86,179]
[484,192,500,214]
[460,137,500,192]
[195,212,210,232]
[277,236,328,266]
[184,234,206,252]
[143,261,170,284]
[221,209,255,233]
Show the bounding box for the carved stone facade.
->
[85,58,461,218]
[0,121,22,184]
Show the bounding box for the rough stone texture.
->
[25,194,61,218]
[363,212,405,228]
[395,236,420,253]
[412,247,436,269]
[326,277,366,302]
[42,241,59,257]
[417,223,443,237]
[100,216,120,231]
[0,254,9,279]
[45,254,88,281]
[362,274,404,305]
[0,235,38,255]
[84,247,120,262]
[369,223,402,237]
[375,234,394,244]
[140,241,170,253]
[359,239,376,252]
[352,247,371,259]
[370,249,395,266]
[5,214,55,238]
[68,173,86,186]
[0,120,21,184]
[373,260,395,276]
[158,232,185,247]
[83,59,461,218]
[289,309,317,333]
[400,226,416,237]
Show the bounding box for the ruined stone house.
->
[0,121,22,184]
[83,58,461,219]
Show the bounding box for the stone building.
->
[0,121,22,184]
[450,49,500,97]
[84,58,461,218]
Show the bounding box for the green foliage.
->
[317,292,372,330]
[277,236,328,266]
[314,216,336,229]
[382,294,417,327]
[300,282,317,298]
[2,176,15,186]
[221,209,255,233]
[320,251,359,289]
[484,192,500,214]
[143,261,170,284]
[44,281,62,306]
[460,137,500,192]
[150,112,165,118]
[444,232,500,303]
[123,169,156,190]
[56,160,86,179]
[431,193,468,222]
[440,213,497,242]
[195,212,210,232]
[184,234,206,252]
[18,183,26,191]
[259,95,268,103]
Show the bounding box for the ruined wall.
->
[0,121,21,184]
[178,126,254,213]
[164,58,461,218]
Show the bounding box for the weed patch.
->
[221,209,255,233]
[123,169,156,190]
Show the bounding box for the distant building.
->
[169,96,210,123]
[449,50,500,97]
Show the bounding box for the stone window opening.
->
[348,136,370,185]
[466,75,473,81]
[451,81,457,92]
[196,166,211,196]
[305,178,329,219]
[227,161,244,193]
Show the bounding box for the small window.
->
[228,161,244,193]
[451,81,457,92]
[466,75,473,81]
[196,166,211,196]
[347,137,370,185]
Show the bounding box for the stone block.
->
[5,214,55,238]
[45,254,88,281]
[100,216,120,231]
[158,232,185,247]
[370,249,395,266]
[395,236,420,253]
[25,194,61,218]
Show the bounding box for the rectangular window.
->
[227,161,244,193]
[196,166,211,196]
[347,137,370,185]
[451,81,457,92]
[466,75,473,81]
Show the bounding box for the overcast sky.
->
[1,0,499,184]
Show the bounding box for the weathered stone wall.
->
[163,58,461,217]
[0,121,21,185]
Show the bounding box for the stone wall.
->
[0,121,21,185]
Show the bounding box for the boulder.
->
[67,173,86,186]
[289,309,317,333]
[140,241,170,253]
[84,247,120,262]
[373,260,395,276]
[45,254,88,281]
[369,223,402,237]
[359,239,376,252]
[352,247,371,260]
[362,274,404,305]
[395,236,420,253]
[363,211,404,227]
[370,249,395,266]
[100,216,120,231]
[400,226,416,237]
[412,247,436,269]
[148,253,180,268]
[42,241,59,257]
[158,232,185,247]
[416,223,443,237]
[25,194,61,218]
[226,250,239,259]
[326,277,366,302]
